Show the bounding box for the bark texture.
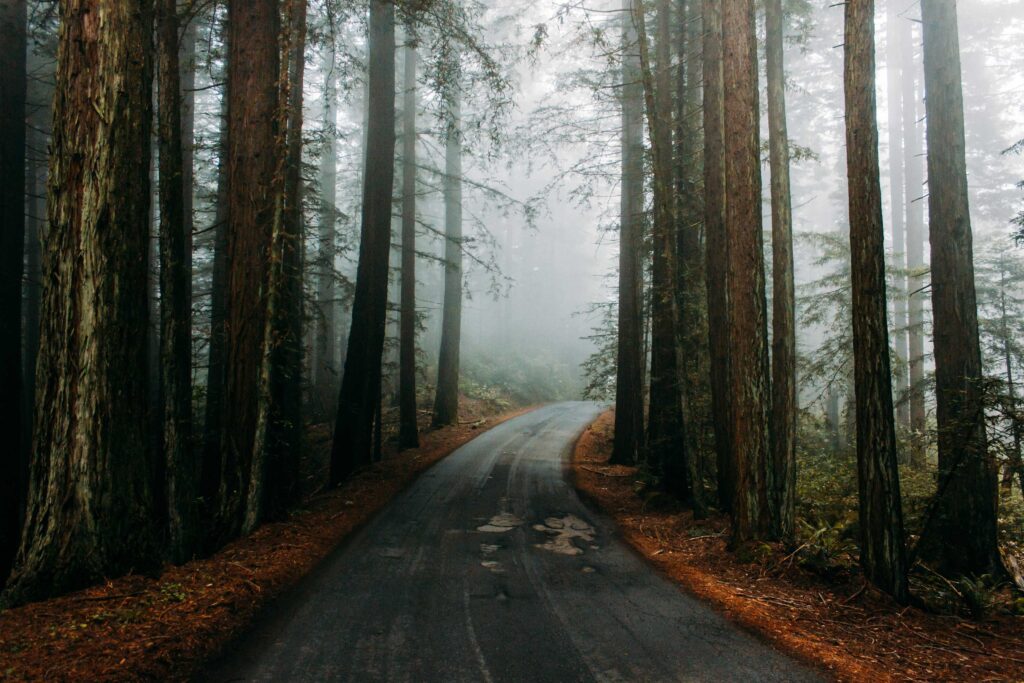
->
[766,0,796,540]
[722,0,771,542]
[399,42,420,450]
[432,93,463,429]
[0,0,26,583]
[611,0,645,467]
[3,0,159,605]
[918,0,1003,578]
[331,0,396,481]
[843,0,909,603]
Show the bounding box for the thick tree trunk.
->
[246,0,306,533]
[902,20,927,466]
[611,0,645,467]
[157,0,197,563]
[399,42,420,450]
[218,0,281,541]
[315,43,339,420]
[3,0,159,605]
[722,0,772,543]
[0,0,26,583]
[765,0,796,541]
[918,0,1003,579]
[331,0,396,481]
[886,1,910,435]
[843,0,909,604]
[432,94,463,428]
[639,0,691,503]
[702,0,732,512]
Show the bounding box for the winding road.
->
[202,402,821,682]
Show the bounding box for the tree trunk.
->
[157,0,197,563]
[218,0,281,541]
[722,0,772,543]
[399,41,420,450]
[246,0,306,533]
[611,0,645,467]
[765,0,796,541]
[902,19,927,466]
[639,0,691,503]
[3,0,159,605]
[843,0,909,604]
[999,261,1024,496]
[702,0,732,512]
[314,41,339,420]
[432,93,463,428]
[918,0,1003,578]
[886,0,910,435]
[0,0,26,583]
[331,0,396,481]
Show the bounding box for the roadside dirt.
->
[0,402,535,682]
[571,409,1024,683]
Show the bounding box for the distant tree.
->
[0,0,26,583]
[611,0,645,467]
[399,39,420,449]
[332,0,397,480]
[3,0,159,605]
[843,0,908,603]
[722,0,772,543]
[917,0,1004,579]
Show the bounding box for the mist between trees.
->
[1,0,1023,612]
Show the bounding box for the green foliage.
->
[794,519,858,575]
[461,348,581,406]
[579,300,617,402]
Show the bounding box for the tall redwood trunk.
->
[331,0,396,480]
[918,0,1003,578]
[157,0,197,562]
[0,0,26,582]
[765,0,796,540]
[399,41,420,449]
[3,0,159,605]
[218,0,281,540]
[702,0,731,512]
[611,0,645,467]
[844,0,909,603]
[722,0,771,543]
[432,93,463,428]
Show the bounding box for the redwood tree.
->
[399,40,420,449]
[843,0,909,603]
[3,0,159,604]
[332,0,397,480]
[918,0,1003,578]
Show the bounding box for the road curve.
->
[202,402,821,682]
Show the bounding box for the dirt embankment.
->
[572,409,1024,683]
[0,403,534,682]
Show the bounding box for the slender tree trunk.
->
[331,0,396,481]
[432,93,463,428]
[157,0,197,563]
[722,0,772,543]
[246,0,306,533]
[399,41,420,449]
[612,0,645,467]
[703,0,732,512]
[998,262,1024,496]
[0,0,26,583]
[218,0,281,541]
[902,19,927,466]
[3,0,159,605]
[315,41,339,419]
[918,0,1003,578]
[765,0,796,541]
[638,0,692,503]
[886,1,910,435]
[844,0,909,604]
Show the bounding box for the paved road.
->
[202,402,821,682]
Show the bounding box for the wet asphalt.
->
[201,401,823,682]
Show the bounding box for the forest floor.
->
[0,398,534,682]
[572,409,1024,683]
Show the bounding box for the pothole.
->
[532,514,596,556]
